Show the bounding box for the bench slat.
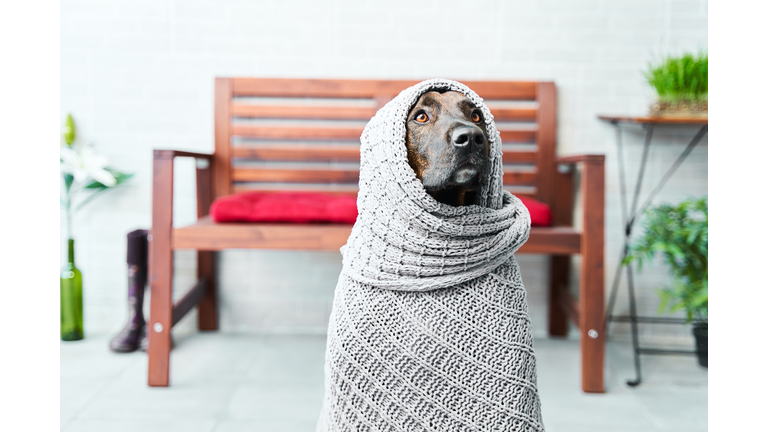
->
[231,78,538,100]
[231,78,419,99]
[233,167,535,186]
[499,130,536,143]
[232,185,360,196]
[232,104,538,122]
[232,144,361,162]
[232,125,364,141]
[465,81,538,100]
[502,147,537,163]
[233,167,360,184]
[232,143,536,164]
[489,107,538,122]
[503,171,537,185]
[231,104,376,120]
[232,125,534,143]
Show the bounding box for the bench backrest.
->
[213,78,557,205]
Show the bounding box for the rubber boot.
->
[109,229,148,353]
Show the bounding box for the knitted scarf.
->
[317,79,544,432]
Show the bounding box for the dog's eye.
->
[415,113,429,123]
[471,111,481,122]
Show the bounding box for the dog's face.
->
[405,90,491,206]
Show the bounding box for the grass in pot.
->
[645,51,708,116]
[624,196,708,367]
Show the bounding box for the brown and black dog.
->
[405,90,491,207]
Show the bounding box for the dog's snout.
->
[451,126,485,148]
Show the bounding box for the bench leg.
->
[148,155,173,387]
[147,233,173,387]
[579,254,605,393]
[548,255,570,336]
[579,160,605,393]
[197,251,218,331]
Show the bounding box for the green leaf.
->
[84,169,134,189]
[686,227,700,245]
[645,52,708,100]
[76,169,134,213]
[64,173,74,191]
[656,289,670,314]
[668,243,685,260]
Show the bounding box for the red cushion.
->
[209,191,551,227]
[210,191,358,224]
[518,196,552,227]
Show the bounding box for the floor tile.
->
[244,336,326,385]
[77,355,239,421]
[634,387,708,431]
[533,339,582,390]
[604,339,707,387]
[62,418,217,432]
[544,422,658,432]
[169,334,260,383]
[60,417,74,431]
[214,419,317,432]
[540,391,658,430]
[60,333,706,431]
[60,337,138,380]
[222,380,324,422]
[60,378,112,420]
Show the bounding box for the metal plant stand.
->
[598,115,708,387]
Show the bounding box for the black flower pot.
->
[693,324,707,367]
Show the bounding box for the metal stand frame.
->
[603,121,708,387]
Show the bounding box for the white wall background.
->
[60,0,707,343]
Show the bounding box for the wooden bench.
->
[148,78,606,392]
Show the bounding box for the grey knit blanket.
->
[316,79,544,432]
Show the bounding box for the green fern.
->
[623,197,708,323]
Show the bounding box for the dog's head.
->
[405,90,491,206]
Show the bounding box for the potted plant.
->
[624,196,708,367]
[645,51,708,116]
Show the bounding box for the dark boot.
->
[109,230,148,353]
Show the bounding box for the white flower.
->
[60,145,116,187]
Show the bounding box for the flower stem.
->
[63,172,74,240]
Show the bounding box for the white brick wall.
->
[60,0,707,342]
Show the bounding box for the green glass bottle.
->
[61,239,84,341]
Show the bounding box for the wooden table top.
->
[598,115,708,125]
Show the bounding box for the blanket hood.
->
[341,79,531,292]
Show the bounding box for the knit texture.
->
[317,79,544,432]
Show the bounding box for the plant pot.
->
[649,99,708,117]
[692,324,707,367]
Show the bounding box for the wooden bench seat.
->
[148,78,605,393]
[172,216,582,254]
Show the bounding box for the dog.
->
[405,90,491,207]
[317,80,543,431]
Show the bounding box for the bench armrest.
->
[552,153,604,270]
[152,149,215,245]
[153,149,213,161]
[556,154,605,165]
[550,154,605,237]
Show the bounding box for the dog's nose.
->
[451,126,485,148]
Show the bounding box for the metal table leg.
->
[603,123,708,387]
[606,124,653,338]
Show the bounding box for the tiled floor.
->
[61,333,707,432]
